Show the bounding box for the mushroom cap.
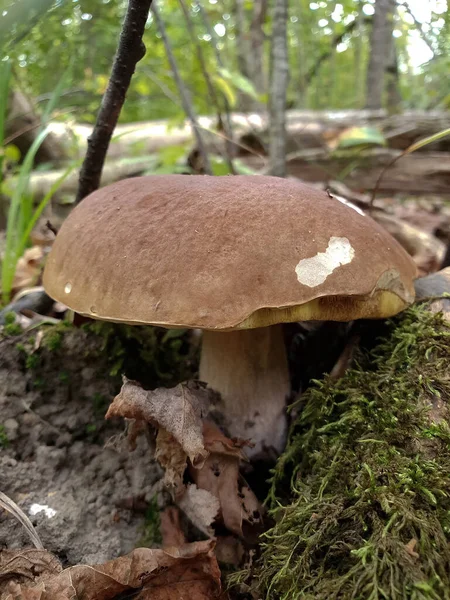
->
[43,175,417,330]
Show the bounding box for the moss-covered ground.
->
[246,304,450,600]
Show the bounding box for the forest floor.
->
[0,324,167,565]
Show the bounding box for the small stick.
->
[152,1,212,175]
[75,0,153,203]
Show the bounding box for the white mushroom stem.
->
[199,325,290,458]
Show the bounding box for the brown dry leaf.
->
[160,506,186,548]
[12,247,45,295]
[202,421,251,460]
[155,428,189,494]
[2,541,221,600]
[106,378,208,466]
[178,483,220,537]
[0,549,61,593]
[190,422,263,538]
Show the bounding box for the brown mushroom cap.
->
[43,175,417,330]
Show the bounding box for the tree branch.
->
[152,1,211,175]
[75,0,152,203]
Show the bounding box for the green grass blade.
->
[0,60,12,176]
[41,62,73,127]
[2,126,51,302]
[17,161,78,260]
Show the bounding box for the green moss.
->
[84,321,197,388]
[139,496,162,547]
[252,304,450,600]
[0,425,9,447]
[1,311,22,336]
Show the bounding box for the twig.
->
[268,0,289,177]
[75,0,153,203]
[397,1,435,54]
[0,491,44,549]
[152,1,211,175]
[195,1,235,144]
[179,0,234,173]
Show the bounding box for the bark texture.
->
[365,0,396,110]
[75,0,152,203]
[268,0,289,177]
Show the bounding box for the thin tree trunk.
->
[354,0,365,107]
[386,40,402,113]
[365,0,396,110]
[295,4,307,107]
[268,0,289,177]
[195,1,235,161]
[152,2,211,175]
[234,0,267,111]
[76,0,152,203]
[249,0,268,95]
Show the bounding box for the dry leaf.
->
[106,378,208,466]
[2,541,221,600]
[202,421,251,460]
[178,484,220,537]
[12,247,45,295]
[160,506,186,548]
[106,380,262,539]
[155,428,189,494]
[190,422,263,538]
[0,550,61,592]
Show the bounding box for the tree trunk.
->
[386,39,402,113]
[365,0,396,110]
[234,0,267,111]
[268,0,289,176]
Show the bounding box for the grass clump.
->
[254,304,450,600]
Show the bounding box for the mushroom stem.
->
[199,324,290,458]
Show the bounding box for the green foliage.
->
[0,62,76,304]
[84,320,197,389]
[0,425,9,447]
[1,311,22,336]
[139,495,162,548]
[250,305,450,600]
[335,126,387,150]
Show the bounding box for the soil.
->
[0,324,165,566]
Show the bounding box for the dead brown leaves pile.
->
[106,378,263,539]
[1,541,222,600]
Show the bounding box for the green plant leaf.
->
[335,126,387,149]
[217,67,261,101]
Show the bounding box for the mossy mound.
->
[255,305,450,599]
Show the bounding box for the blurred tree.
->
[365,0,396,110]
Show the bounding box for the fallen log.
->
[47,109,450,163]
[241,148,450,196]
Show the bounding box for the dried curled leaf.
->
[0,549,61,590]
[155,428,189,494]
[2,541,221,600]
[106,380,262,539]
[106,378,208,465]
[160,506,186,549]
[190,422,263,538]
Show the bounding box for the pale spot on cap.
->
[295,237,355,288]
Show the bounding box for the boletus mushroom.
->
[43,175,417,458]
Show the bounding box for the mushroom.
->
[43,175,417,458]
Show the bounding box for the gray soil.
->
[0,323,168,565]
